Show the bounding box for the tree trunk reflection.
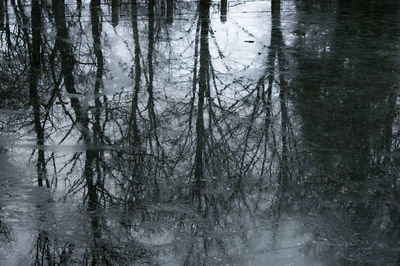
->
[30,0,48,187]
[192,0,210,209]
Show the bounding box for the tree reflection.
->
[0,0,399,264]
[220,0,227,22]
[166,0,173,24]
[111,0,119,28]
[192,0,210,209]
[30,0,48,187]
[0,0,4,30]
[290,0,400,264]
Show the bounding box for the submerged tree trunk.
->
[270,0,289,186]
[220,0,227,22]
[111,0,119,28]
[147,0,156,137]
[166,0,173,24]
[30,0,48,187]
[0,0,4,30]
[85,150,99,211]
[89,0,104,210]
[53,0,98,209]
[271,0,280,12]
[147,0,160,200]
[128,0,141,147]
[90,0,104,144]
[53,0,90,142]
[193,0,210,206]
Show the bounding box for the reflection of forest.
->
[0,0,399,264]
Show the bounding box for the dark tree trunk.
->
[0,0,4,30]
[111,0,119,28]
[4,0,11,48]
[166,0,173,24]
[147,0,160,200]
[30,0,48,187]
[193,0,210,206]
[269,0,289,186]
[53,0,98,210]
[85,150,98,211]
[271,0,280,13]
[53,0,90,142]
[128,0,141,147]
[147,0,156,128]
[220,0,227,22]
[90,0,104,144]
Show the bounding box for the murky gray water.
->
[0,0,399,265]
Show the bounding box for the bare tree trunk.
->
[128,0,141,147]
[166,0,173,24]
[4,0,11,48]
[147,0,160,200]
[53,0,90,142]
[0,0,4,30]
[126,0,144,205]
[270,0,289,186]
[90,0,104,144]
[271,0,280,13]
[147,0,156,136]
[220,0,227,22]
[193,0,210,207]
[53,0,98,209]
[90,0,105,210]
[111,0,119,28]
[30,0,48,187]
[77,0,82,22]
[85,150,98,211]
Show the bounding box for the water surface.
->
[0,0,399,265]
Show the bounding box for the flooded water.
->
[0,0,399,265]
